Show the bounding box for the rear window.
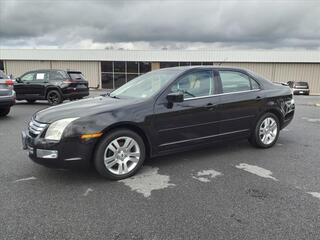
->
[68,72,86,81]
[0,71,8,79]
[294,82,308,86]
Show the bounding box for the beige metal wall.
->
[5,60,51,77]
[219,62,320,94]
[4,60,101,88]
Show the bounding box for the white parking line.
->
[120,166,175,198]
[235,163,278,181]
[308,192,320,200]
[192,169,223,183]
[83,188,93,196]
[302,117,320,123]
[13,176,37,182]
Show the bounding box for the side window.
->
[219,71,252,93]
[21,72,35,82]
[50,71,65,81]
[35,72,49,81]
[171,71,213,99]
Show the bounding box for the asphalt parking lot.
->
[1,93,320,240]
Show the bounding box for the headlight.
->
[45,118,78,141]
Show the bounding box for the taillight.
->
[63,79,73,84]
[5,80,14,86]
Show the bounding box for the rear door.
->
[217,70,262,138]
[153,69,220,152]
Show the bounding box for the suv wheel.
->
[0,107,10,117]
[47,90,62,105]
[249,112,280,148]
[94,129,146,180]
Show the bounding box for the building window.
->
[160,62,179,68]
[179,62,191,66]
[0,60,4,71]
[101,61,152,89]
[101,73,113,89]
[139,62,151,73]
[127,62,139,73]
[101,61,113,72]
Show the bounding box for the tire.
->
[26,100,36,104]
[47,90,62,105]
[0,107,10,117]
[249,112,280,148]
[94,129,146,180]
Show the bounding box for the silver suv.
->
[0,70,15,116]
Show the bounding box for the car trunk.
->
[0,81,13,97]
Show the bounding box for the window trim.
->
[217,70,261,94]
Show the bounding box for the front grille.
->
[28,119,48,137]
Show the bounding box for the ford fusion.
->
[22,67,295,180]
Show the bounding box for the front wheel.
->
[94,129,146,180]
[249,113,280,148]
[0,107,10,117]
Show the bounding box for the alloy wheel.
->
[103,136,140,175]
[259,117,278,145]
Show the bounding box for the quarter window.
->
[219,71,252,93]
[171,71,213,99]
[50,71,65,80]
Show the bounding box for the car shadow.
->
[35,139,253,184]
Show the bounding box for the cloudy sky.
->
[0,0,319,50]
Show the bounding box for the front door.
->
[153,69,220,152]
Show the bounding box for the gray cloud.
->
[0,0,319,49]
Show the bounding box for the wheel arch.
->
[92,122,152,162]
[45,86,62,98]
[257,108,284,129]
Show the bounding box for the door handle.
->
[256,96,262,101]
[205,103,217,111]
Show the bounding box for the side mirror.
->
[166,92,184,103]
[16,77,21,83]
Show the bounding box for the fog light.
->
[36,149,58,159]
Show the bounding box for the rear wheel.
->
[249,113,280,148]
[94,129,146,180]
[47,90,62,105]
[0,107,10,117]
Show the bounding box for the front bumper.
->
[21,130,97,168]
[62,87,89,99]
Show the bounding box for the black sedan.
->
[22,67,295,180]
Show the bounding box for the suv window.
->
[69,72,86,81]
[50,71,65,81]
[171,71,213,99]
[35,72,49,81]
[219,71,258,93]
[21,72,35,82]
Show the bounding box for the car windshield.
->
[110,68,183,99]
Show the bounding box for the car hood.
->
[34,96,140,123]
